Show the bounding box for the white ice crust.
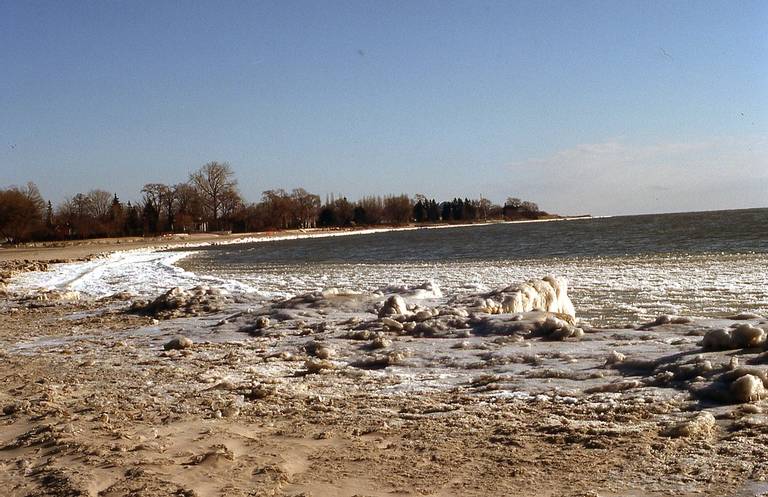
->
[8,249,256,298]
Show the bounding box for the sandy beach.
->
[1,236,767,496]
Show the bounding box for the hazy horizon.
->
[1,0,766,216]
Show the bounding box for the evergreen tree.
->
[318,206,337,227]
[441,202,452,221]
[353,206,367,225]
[427,199,440,222]
[143,201,159,234]
[124,202,141,235]
[413,200,427,222]
[109,194,123,220]
[45,201,53,228]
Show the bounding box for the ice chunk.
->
[378,295,409,317]
[496,276,575,319]
[730,374,766,403]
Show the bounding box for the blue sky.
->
[1,0,766,215]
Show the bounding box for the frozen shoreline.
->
[8,217,768,328]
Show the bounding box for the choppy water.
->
[176,208,768,326]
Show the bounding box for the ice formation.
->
[730,374,766,403]
[485,276,576,319]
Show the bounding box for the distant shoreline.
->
[0,215,593,263]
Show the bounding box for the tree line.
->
[0,161,547,244]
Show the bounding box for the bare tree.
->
[189,161,238,231]
[141,184,168,214]
[161,187,176,231]
[356,196,384,225]
[383,194,412,224]
[521,201,540,214]
[477,197,492,220]
[23,182,45,213]
[87,189,113,219]
[0,183,45,243]
[261,189,291,229]
[291,188,320,229]
[173,183,203,232]
[219,188,244,220]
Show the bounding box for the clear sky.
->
[1,0,766,216]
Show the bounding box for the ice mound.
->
[702,324,767,351]
[484,276,575,319]
[368,276,580,341]
[130,285,232,319]
[730,374,766,403]
[471,312,583,341]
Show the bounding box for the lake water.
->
[176,208,768,326]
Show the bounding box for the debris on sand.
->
[605,350,626,366]
[370,336,392,349]
[727,312,766,320]
[130,285,231,318]
[22,289,82,302]
[639,314,693,329]
[350,350,408,369]
[305,340,335,359]
[164,336,193,351]
[731,324,766,348]
[701,328,734,350]
[536,315,584,340]
[381,317,404,331]
[304,358,336,374]
[470,312,583,341]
